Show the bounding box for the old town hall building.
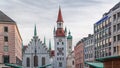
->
[22,25,52,68]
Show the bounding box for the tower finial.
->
[59,5,60,9]
[22,42,24,50]
[67,30,72,39]
[44,36,46,45]
[65,27,67,32]
[34,24,37,36]
[54,27,55,32]
[57,6,63,22]
[49,39,51,51]
[69,30,71,35]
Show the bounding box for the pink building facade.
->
[74,41,84,68]
[0,11,22,67]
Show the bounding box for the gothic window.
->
[62,42,64,45]
[62,48,64,50]
[42,57,45,66]
[26,57,30,67]
[57,42,59,45]
[59,62,62,67]
[34,55,38,67]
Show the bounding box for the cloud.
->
[61,0,102,8]
[0,0,119,49]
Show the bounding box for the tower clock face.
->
[59,39,62,42]
[57,48,64,55]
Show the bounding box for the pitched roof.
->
[67,30,72,39]
[56,28,65,37]
[111,2,120,11]
[57,7,64,22]
[0,10,15,22]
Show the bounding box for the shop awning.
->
[38,64,52,68]
[85,62,104,68]
[5,63,22,68]
[96,56,120,61]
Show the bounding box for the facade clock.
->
[59,39,62,42]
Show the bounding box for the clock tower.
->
[54,7,67,68]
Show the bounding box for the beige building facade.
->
[67,51,75,68]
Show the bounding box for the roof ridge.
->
[0,10,15,22]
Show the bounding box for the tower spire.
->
[49,39,51,51]
[69,30,71,35]
[57,6,63,22]
[65,27,67,32]
[67,30,72,39]
[44,36,46,45]
[54,27,55,32]
[34,24,37,36]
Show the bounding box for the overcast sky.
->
[0,0,119,49]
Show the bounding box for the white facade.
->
[53,7,67,68]
[66,51,75,68]
[54,37,67,68]
[66,31,74,68]
[84,34,94,68]
[94,2,120,59]
[22,27,52,68]
[110,3,120,56]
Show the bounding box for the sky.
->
[0,0,119,49]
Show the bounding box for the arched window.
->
[26,57,30,67]
[34,55,38,67]
[42,57,45,66]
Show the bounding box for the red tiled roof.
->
[50,50,55,56]
[56,28,65,37]
[57,7,64,22]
